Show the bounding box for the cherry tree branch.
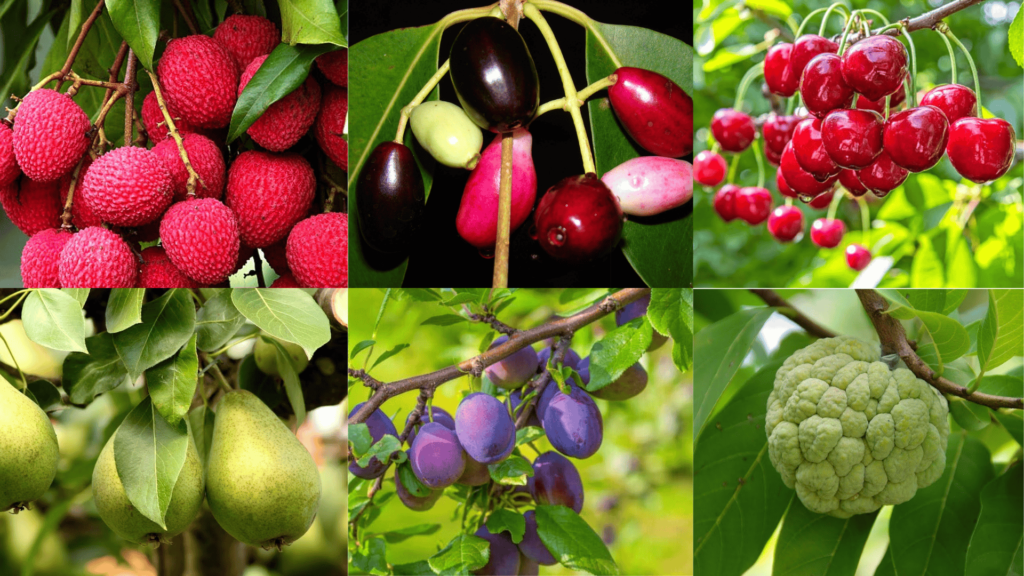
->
[750,289,837,339]
[834,0,987,44]
[856,289,1022,410]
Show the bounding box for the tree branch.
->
[750,289,837,339]
[834,0,987,44]
[856,289,1022,410]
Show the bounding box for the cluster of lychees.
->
[1,14,349,288]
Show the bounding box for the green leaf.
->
[585,319,650,393]
[773,503,876,576]
[428,534,489,576]
[27,380,63,412]
[104,0,159,69]
[994,409,1023,447]
[536,505,619,575]
[487,455,532,486]
[63,332,130,405]
[147,334,198,426]
[112,289,197,380]
[486,509,525,543]
[649,288,694,371]
[356,434,401,469]
[421,314,467,326]
[62,288,89,307]
[515,425,545,446]
[901,289,967,316]
[352,537,389,576]
[1009,4,1023,68]
[977,289,1023,373]
[910,236,944,288]
[195,290,247,352]
[350,339,375,360]
[371,343,410,370]
[21,289,87,352]
[397,461,431,497]
[105,289,145,333]
[947,396,991,432]
[348,422,372,456]
[231,288,331,358]
[0,10,55,109]
[375,523,442,544]
[279,0,346,46]
[266,337,306,426]
[966,463,1023,575]
[393,560,436,575]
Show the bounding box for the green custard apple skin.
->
[765,337,950,518]
[0,379,59,512]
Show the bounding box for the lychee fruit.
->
[0,123,20,187]
[137,246,201,288]
[12,89,91,182]
[238,55,322,152]
[157,35,239,129]
[270,272,301,287]
[141,91,200,144]
[80,146,174,227]
[21,228,73,287]
[213,14,280,75]
[1,178,61,236]
[152,133,226,202]
[315,85,347,170]
[261,239,289,275]
[159,198,240,285]
[61,156,103,229]
[58,227,138,288]
[286,212,347,287]
[316,49,347,87]
[225,151,315,248]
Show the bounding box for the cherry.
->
[856,83,906,114]
[846,244,871,271]
[776,170,798,198]
[767,205,803,241]
[788,34,838,84]
[855,150,907,196]
[806,189,835,209]
[694,151,727,186]
[841,35,907,102]
[810,218,845,247]
[765,145,782,167]
[711,109,756,153]
[800,53,854,119]
[780,140,839,198]
[533,173,623,263]
[821,109,884,169]
[608,67,693,158]
[356,141,426,253]
[764,43,799,97]
[734,187,773,225]
[838,169,868,197]
[713,184,740,222]
[792,118,840,181]
[920,84,978,125]
[946,117,1017,183]
[762,113,801,156]
[883,106,949,172]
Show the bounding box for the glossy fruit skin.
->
[608,67,693,158]
[765,144,782,166]
[806,189,835,209]
[856,83,907,114]
[767,206,803,241]
[792,118,840,181]
[762,114,801,157]
[788,34,838,83]
[920,84,978,124]
[821,109,884,169]
[449,17,539,132]
[711,109,756,152]
[846,244,871,270]
[534,173,623,263]
[841,35,908,102]
[764,43,799,96]
[600,156,692,216]
[810,218,845,247]
[734,187,772,225]
[410,101,484,169]
[776,170,798,198]
[356,142,425,253]
[713,184,739,221]
[855,150,907,196]
[839,169,869,196]
[694,151,727,186]
[457,129,536,248]
[529,451,584,513]
[883,106,949,172]
[801,53,854,119]
[781,140,839,197]
[946,117,1016,183]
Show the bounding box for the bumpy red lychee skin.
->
[157,35,239,129]
[316,49,347,87]
[152,133,226,202]
[137,246,201,288]
[81,146,174,227]
[213,14,279,74]
[225,151,315,247]
[315,85,347,170]
[238,55,322,152]
[1,178,61,236]
[159,198,240,285]
[0,123,20,187]
[21,228,73,287]
[141,91,202,144]
[13,89,91,183]
[261,239,290,275]
[286,212,348,287]
[270,272,301,287]
[58,227,137,288]
[60,156,103,229]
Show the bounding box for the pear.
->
[206,390,321,549]
[0,378,59,512]
[254,335,309,376]
[92,429,205,544]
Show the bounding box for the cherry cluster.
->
[694,10,1017,273]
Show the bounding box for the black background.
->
[352,1,693,287]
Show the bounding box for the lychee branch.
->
[54,0,107,92]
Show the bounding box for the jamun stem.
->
[493,133,514,289]
[395,59,451,143]
[531,75,616,122]
[531,0,624,68]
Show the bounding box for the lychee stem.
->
[146,71,207,197]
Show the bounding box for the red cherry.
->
[883,106,949,172]
[855,150,908,196]
[713,184,740,222]
[856,82,907,114]
[711,109,756,153]
[806,189,835,209]
[792,118,840,181]
[800,53,855,119]
[781,140,839,198]
[765,144,782,166]
[838,169,868,196]
[788,34,838,83]
[776,170,798,198]
[946,117,1017,183]
[846,244,871,270]
[767,205,804,241]
[608,67,693,157]
[821,109,884,169]
[810,218,845,247]
[841,35,908,102]
[534,173,623,263]
[734,187,773,225]
[762,114,802,156]
[765,43,799,96]
[694,151,728,186]
[920,84,978,125]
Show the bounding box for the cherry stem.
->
[884,95,891,119]
[897,23,917,107]
[939,24,982,112]
[785,197,793,207]
[727,153,741,183]
[709,142,720,155]
[795,7,829,38]
[859,197,870,246]
[933,28,957,85]
[818,3,850,37]
[752,140,765,188]
[856,9,890,26]
[396,59,451,143]
[837,11,862,56]
[732,62,764,112]
[826,187,844,220]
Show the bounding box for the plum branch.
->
[857,289,1023,410]
[750,289,837,339]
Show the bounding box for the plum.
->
[457,455,492,486]
[348,402,398,479]
[485,335,539,389]
[600,157,692,217]
[615,294,668,351]
[537,347,582,372]
[394,463,441,511]
[408,422,466,489]
[409,101,483,169]
[455,392,515,464]
[529,452,584,513]
[542,384,604,458]
[472,525,521,576]
[518,553,540,576]
[581,358,649,401]
[519,510,557,565]
[405,406,456,447]
[535,378,581,422]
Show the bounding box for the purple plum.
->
[473,525,521,576]
[519,510,557,565]
[408,421,466,489]
[542,384,603,458]
[348,402,398,479]
[406,406,456,447]
[485,335,539,389]
[395,463,441,511]
[528,452,584,513]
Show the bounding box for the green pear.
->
[0,378,58,512]
[254,335,309,376]
[206,390,321,549]
[2,507,68,576]
[92,429,205,545]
